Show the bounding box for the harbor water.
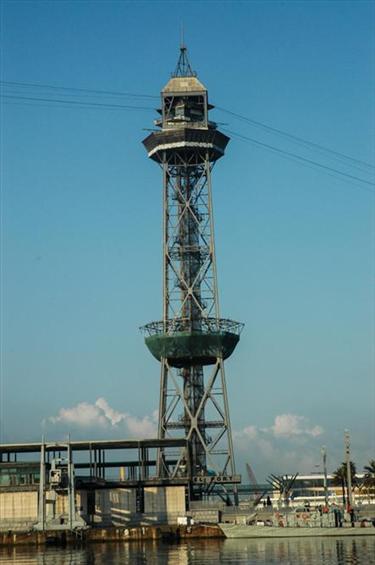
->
[1,537,375,564]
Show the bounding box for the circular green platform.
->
[145,331,240,367]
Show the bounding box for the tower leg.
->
[155,357,238,502]
[157,360,168,477]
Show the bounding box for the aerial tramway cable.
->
[1,80,374,192]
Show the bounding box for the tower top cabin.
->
[157,46,211,130]
[143,46,229,163]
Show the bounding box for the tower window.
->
[175,103,185,118]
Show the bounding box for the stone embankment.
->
[0,524,224,546]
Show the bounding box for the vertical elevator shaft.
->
[177,164,206,473]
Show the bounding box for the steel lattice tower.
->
[142,47,243,500]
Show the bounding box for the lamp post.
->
[321,446,329,508]
[345,430,353,510]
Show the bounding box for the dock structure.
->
[0,438,190,532]
[1,439,374,542]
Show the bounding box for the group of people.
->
[330,504,357,527]
[262,496,272,508]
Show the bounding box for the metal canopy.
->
[0,438,187,454]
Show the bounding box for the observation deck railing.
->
[141,317,244,337]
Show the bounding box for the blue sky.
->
[1,1,374,481]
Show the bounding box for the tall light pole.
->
[321,445,329,508]
[345,430,353,509]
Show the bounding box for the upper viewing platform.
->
[143,45,228,162]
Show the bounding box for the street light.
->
[345,430,353,510]
[321,446,329,508]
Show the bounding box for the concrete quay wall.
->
[0,524,224,546]
[0,486,186,532]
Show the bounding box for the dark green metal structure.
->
[141,46,243,501]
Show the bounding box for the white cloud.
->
[233,413,324,478]
[49,401,108,428]
[46,404,324,477]
[124,412,158,438]
[242,425,258,440]
[235,413,323,442]
[271,413,323,438]
[95,398,124,426]
[46,398,158,439]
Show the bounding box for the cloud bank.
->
[235,413,323,442]
[271,413,323,438]
[46,397,157,439]
[234,413,324,477]
[45,400,324,478]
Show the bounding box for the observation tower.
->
[142,46,243,500]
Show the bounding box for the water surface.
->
[1,537,375,564]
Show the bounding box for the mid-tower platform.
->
[142,318,243,367]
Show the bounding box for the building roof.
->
[0,438,187,454]
[162,46,207,94]
[162,76,206,95]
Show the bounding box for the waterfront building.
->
[267,473,374,508]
